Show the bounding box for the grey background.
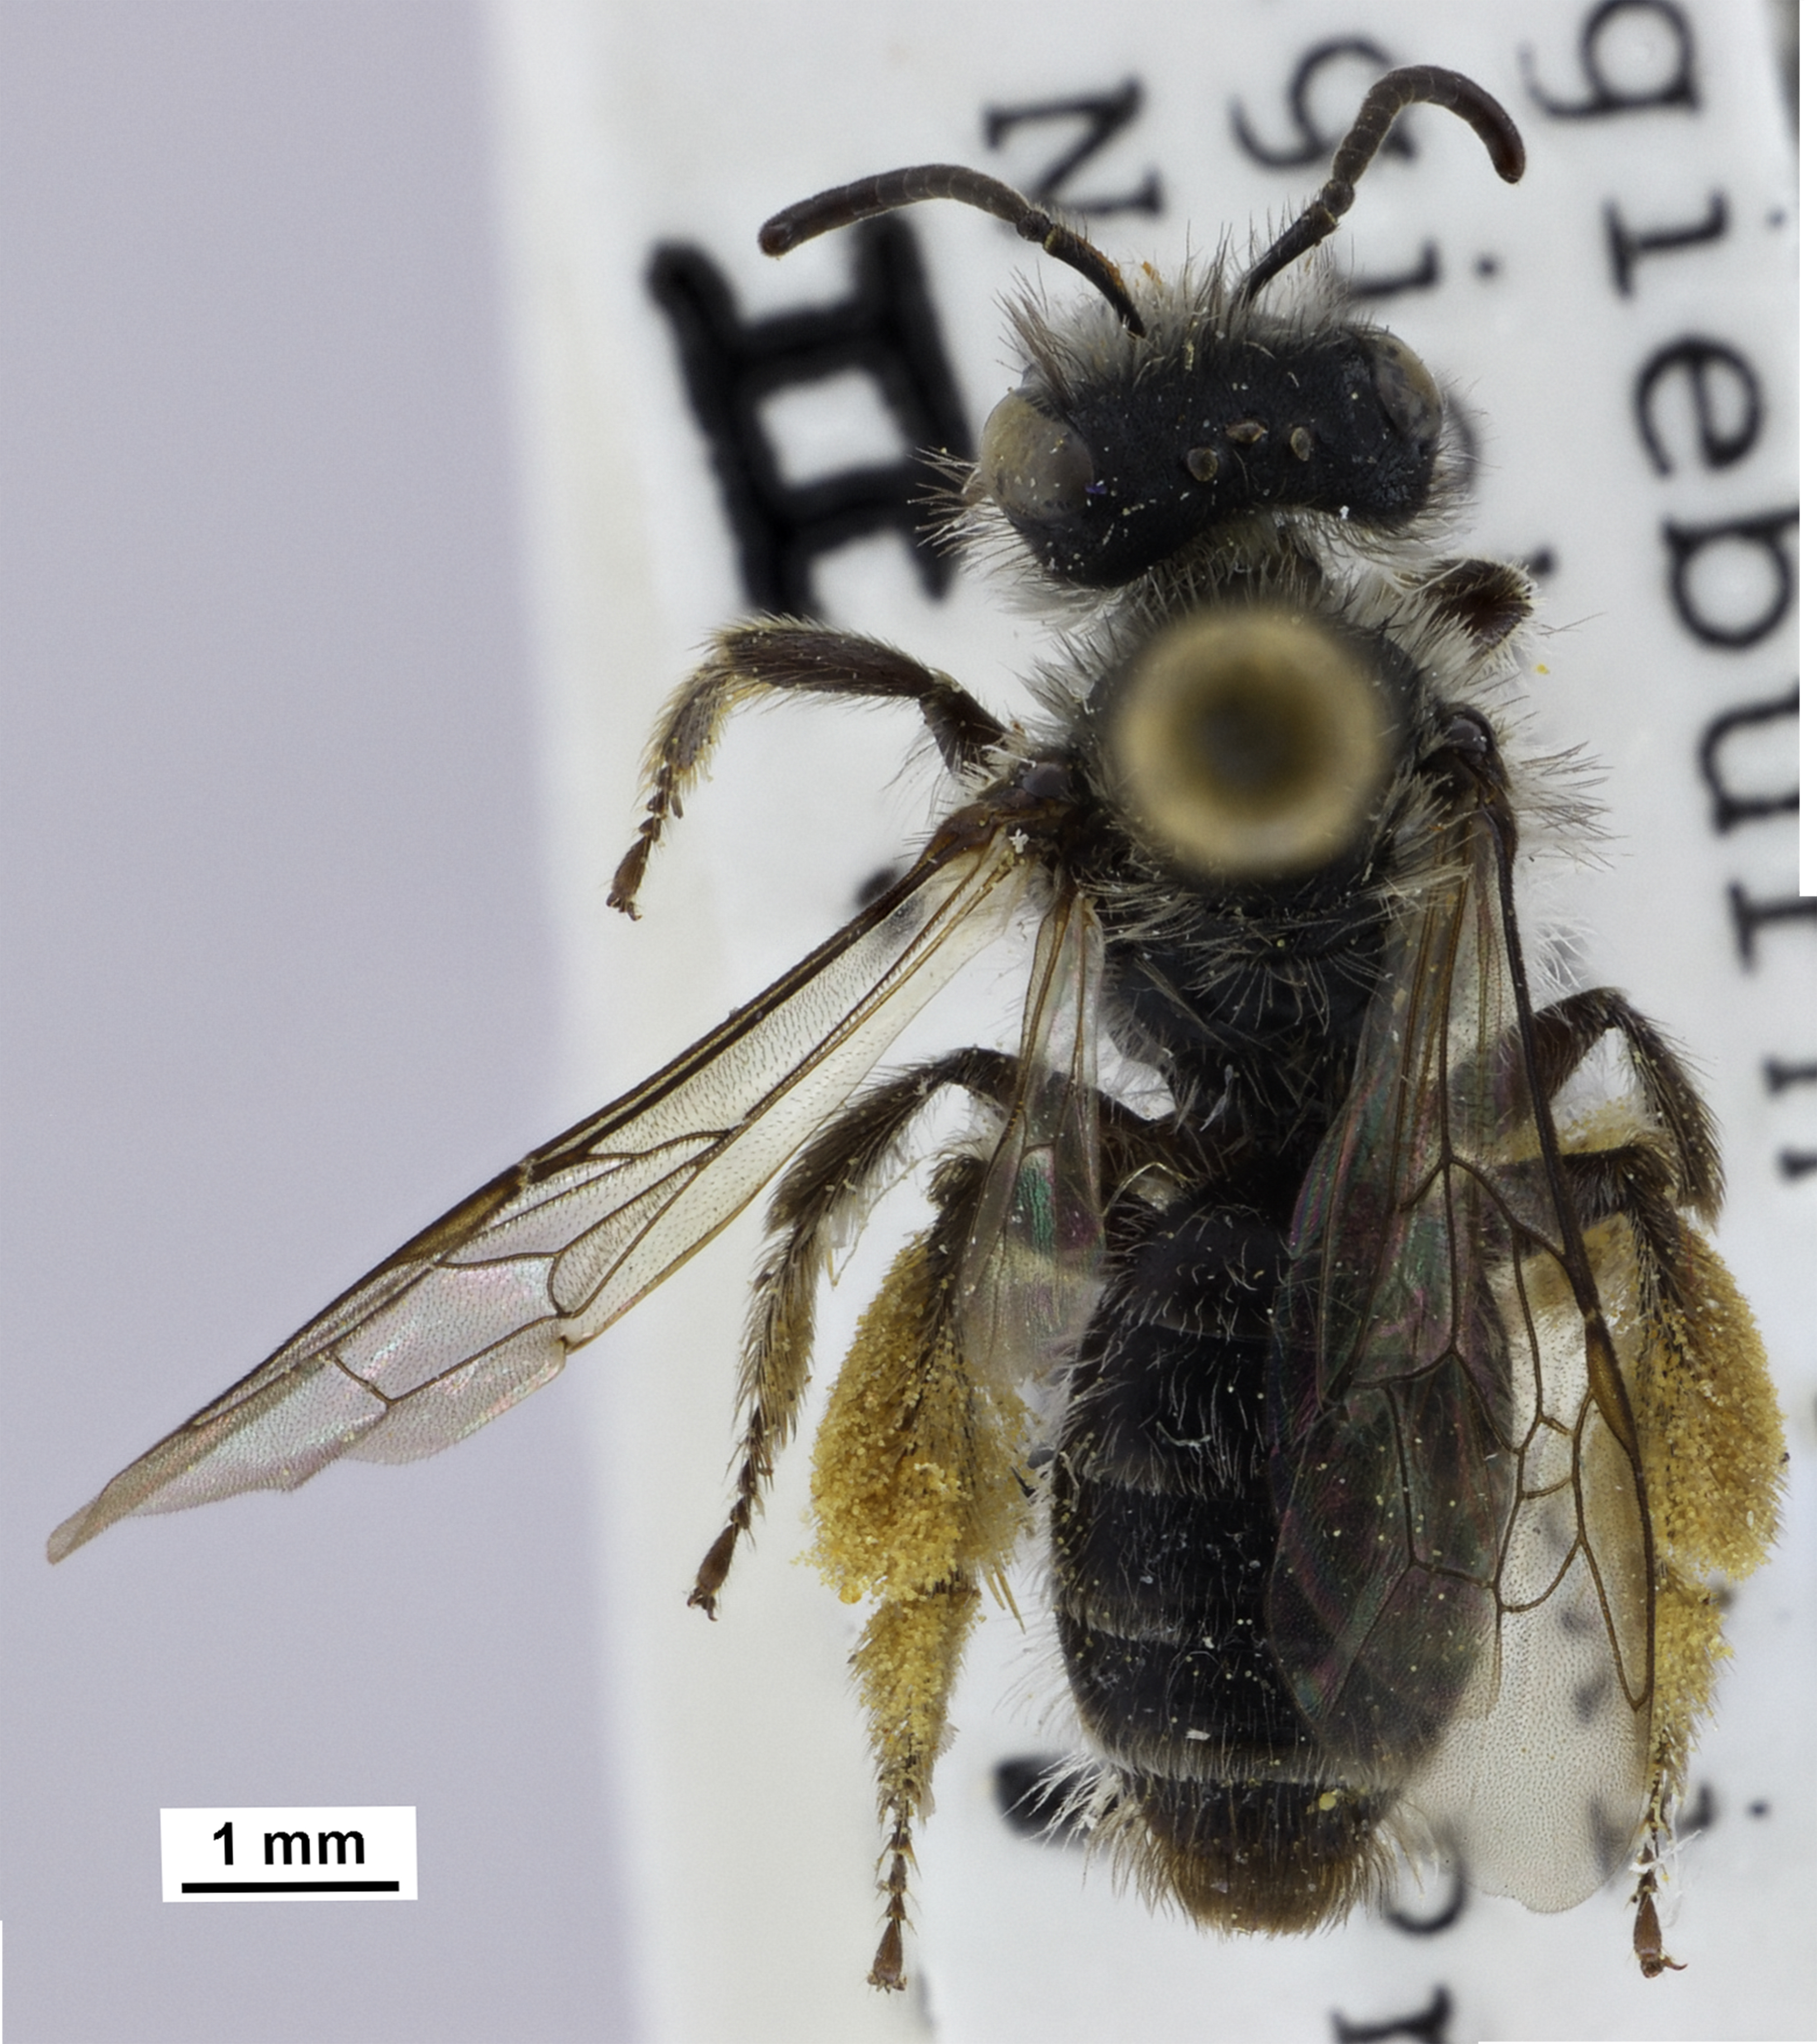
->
[2,4,632,2038]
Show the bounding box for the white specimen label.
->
[160,1806,416,1901]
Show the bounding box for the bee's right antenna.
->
[1238,65,1525,306]
[760,164,1147,337]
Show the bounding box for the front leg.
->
[610,622,1006,914]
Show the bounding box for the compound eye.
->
[1106,608,1393,880]
[977,390,1094,523]
[1366,332,1443,453]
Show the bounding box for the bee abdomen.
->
[1054,1601,1303,1754]
[1112,1769,1391,1933]
[1053,1187,1388,1924]
[1055,1193,1299,1759]
[1053,1477,1270,1631]
[1063,1202,1280,1492]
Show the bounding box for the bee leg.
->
[810,1151,1032,1989]
[1558,1142,1779,1490]
[1557,1141,1692,1317]
[1530,989,1722,1219]
[689,1047,1020,1615]
[1419,557,1535,648]
[610,621,1005,914]
[1631,1840,1685,1977]
[1559,1135,1782,1969]
[690,1034,1173,1615]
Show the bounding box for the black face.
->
[979,327,1444,588]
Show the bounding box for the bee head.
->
[758,69,1519,591]
[975,321,1444,589]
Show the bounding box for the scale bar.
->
[164,1808,417,1902]
[181,1880,400,1894]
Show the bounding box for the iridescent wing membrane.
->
[957,882,1106,1391]
[1268,741,1653,1909]
[49,830,1033,1563]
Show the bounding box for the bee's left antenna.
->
[760,164,1147,337]
[1238,65,1525,305]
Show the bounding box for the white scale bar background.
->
[160,1808,418,1903]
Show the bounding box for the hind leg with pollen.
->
[1552,1054,1782,1975]
[809,1153,1034,1988]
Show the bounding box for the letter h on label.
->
[649,218,971,616]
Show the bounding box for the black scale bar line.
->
[182,1879,400,1893]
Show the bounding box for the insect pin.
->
[51,65,1782,1992]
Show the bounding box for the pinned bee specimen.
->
[52,67,1782,1989]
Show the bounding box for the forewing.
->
[956,883,1105,1388]
[1267,777,1653,1906]
[50,833,1033,1561]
